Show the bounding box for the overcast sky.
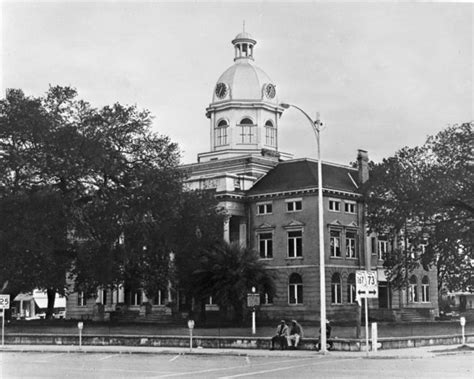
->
[1,1,472,165]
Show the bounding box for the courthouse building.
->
[66,31,438,322]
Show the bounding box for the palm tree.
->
[192,241,275,324]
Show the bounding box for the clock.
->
[215,83,228,99]
[264,83,276,99]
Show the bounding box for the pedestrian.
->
[317,319,333,351]
[287,319,303,349]
[270,319,289,350]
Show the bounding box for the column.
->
[239,221,247,248]
[223,215,231,243]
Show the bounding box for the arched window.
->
[421,276,430,302]
[331,273,342,304]
[239,118,255,143]
[215,120,228,146]
[289,273,303,304]
[409,275,418,303]
[347,273,356,304]
[265,120,276,147]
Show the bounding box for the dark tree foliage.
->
[191,242,275,324]
[0,86,198,315]
[362,122,473,292]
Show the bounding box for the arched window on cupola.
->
[215,119,229,146]
[238,117,256,144]
[265,120,276,147]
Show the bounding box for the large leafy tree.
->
[362,122,473,292]
[191,242,275,324]
[0,86,188,315]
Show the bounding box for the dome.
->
[232,31,256,44]
[212,60,277,104]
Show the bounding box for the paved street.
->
[0,348,472,378]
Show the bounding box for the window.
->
[287,230,303,258]
[378,237,388,260]
[286,199,302,212]
[330,230,341,257]
[257,202,272,215]
[258,232,273,259]
[421,276,430,303]
[77,291,86,307]
[345,231,357,258]
[131,290,142,306]
[289,273,303,304]
[265,120,276,146]
[239,118,255,143]
[206,296,215,305]
[371,237,377,256]
[347,273,356,304]
[97,289,107,305]
[329,199,340,212]
[153,289,167,306]
[331,273,342,304]
[409,275,418,303]
[344,201,356,214]
[215,120,228,146]
[261,292,273,305]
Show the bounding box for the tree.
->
[362,122,473,292]
[0,86,186,315]
[191,242,275,324]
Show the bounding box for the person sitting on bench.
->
[287,319,304,349]
[270,320,289,350]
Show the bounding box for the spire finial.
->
[243,20,245,33]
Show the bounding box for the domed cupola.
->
[199,29,290,163]
[211,31,278,104]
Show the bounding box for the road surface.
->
[0,351,472,378]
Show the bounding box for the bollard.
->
[460,317,466,345]
[77,322,84,348]
[371,322,378,352]
[187,319,195,352]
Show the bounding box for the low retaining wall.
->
[4,334,473,351]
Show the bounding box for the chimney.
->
[357,149,369,184]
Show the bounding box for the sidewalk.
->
[1,343,472,359]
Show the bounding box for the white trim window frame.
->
[330,229,342,257]
[288,274,303,305]
[345,230,357,259]
[258,231,273,259]
[257,201,273,215]
[286,198,303,212]
[378,238,388,260]
[287,229,303,258]
[77,291,86,307]
[329,198,341,212]
[344,200,356,214]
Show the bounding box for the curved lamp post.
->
[280,103,327,353]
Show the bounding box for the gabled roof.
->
[247,159,360,196]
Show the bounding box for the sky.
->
[1,1,473,165]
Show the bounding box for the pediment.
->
[255,222,275,230]
[283,219,305,229]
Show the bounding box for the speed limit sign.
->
[0,295,10,309]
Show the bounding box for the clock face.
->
[215,83,228,99]
[265,83,276,99]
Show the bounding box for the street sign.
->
[356,270,378,298]
[0,294,10,309]
[247,293,260,307]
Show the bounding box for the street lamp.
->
[280,103,327,353]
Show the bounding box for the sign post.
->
[247,287,260,335]
[356,271,378,354]
[0,294,10,347]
